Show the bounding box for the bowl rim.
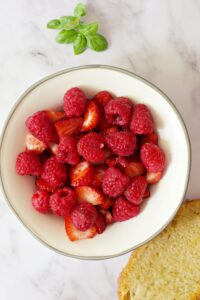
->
[0,64,191,260]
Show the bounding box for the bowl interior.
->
[0,66,190,259]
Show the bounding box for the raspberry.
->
[104,97,132,126]
[77,132,105,164]
[124,176,147,205]
[95,212,106,234]
[93,90,113,106]
[102,167,129,198]
[32,190,50,213]
[105,131,136,156]
[63,87,87,118]
[41,157,67,188]
[50,187,76,217]
[140,143,165,172]
[112,197,140,222]
[130,104,154,135]
[25,111,58,143]
[56,136,79,165]
[16,151,42,176]
[71,203,97,231]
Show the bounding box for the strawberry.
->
[70,161,94,187]
[124,160,145,178]
[96,106,110,130]
[99,209,114,225]
[92,166,106,188]
[46,111,65,123]
[101,126,119,136]
[140,132,158,146]
[143,186,150,199]
[81,101,100,132]
[25,133,47,154]
[48,142,58,155]
[93,90,113,106]
[36,178,58,193]
[65,216,96,241]
[75,186,104,205]
[99,197,114,210]
[54,118,83,138]
[146,171,162,184]
[95,212,106,234]
[116,157,129,168]
[105,157,117,168]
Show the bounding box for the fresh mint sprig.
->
[47,2,108,55]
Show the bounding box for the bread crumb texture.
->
[118,200,200,300]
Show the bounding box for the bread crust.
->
[118,200,200,300]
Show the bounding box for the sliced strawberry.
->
[140,132,158,146]
[46,111,65,123]
[48,142,58,155]
[96,106,109,130]
[54,118,83,138]
[92,166,106,188]
[25,133,47,154]
[93,91,113,106]
[65,216,96,241]
[70,161,94,187]
[98,149,111,164]
[75,186,104,205]
[81,101,100,132]
[124,160,145,178]
[102,126,119,136]
[99,197,114,210]
[105,157,117,168]
[146,171,162,184]
[99,209,114,225]
[143,186,151,199]
[36,178,57,193]
[116,157,129,168]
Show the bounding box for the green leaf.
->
[47,19,61,29]
[78,22,98,36]
[56,29,78,44]
[87,34,108,52]
[74,2,87,17]
[73,34,87,55]
[60,16,79,30]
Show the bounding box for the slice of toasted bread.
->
[118,200,200,300]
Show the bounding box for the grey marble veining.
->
[0,0,200,299]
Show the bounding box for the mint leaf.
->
[73,34,87,55]
[47,19,61,29]
[87,34,108,51]
[60,16,79,30]
[78,22,98,36]
[74,3,87,17]
[56,29,78,44]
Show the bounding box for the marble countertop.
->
[0,0,200,299]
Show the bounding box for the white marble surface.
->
[0,0,200,299]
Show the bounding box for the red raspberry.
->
[63,87,87,118]
[112,197,140,222]
[56,136,79,165]
[124,176,147,205]
[25,111,58,143]
[140,143,165,172]
[32,190,50,213]
[71,203,97,232]
[130,104,154,135]
[77,132,105,164]
[95,212,106,234]
[50,187,76,217]
[105,131,136,156]
[41,157,67,188]
[102,167,129,198]
[105,97,132,126]
[16,151,42,176]
[93,90,113,106]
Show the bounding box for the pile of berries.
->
[15,88,166,241]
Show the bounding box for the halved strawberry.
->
[54,118,83,138]
[101,126,119,136]
[36,178,57,193]
[124,160,145,178]
[46,111,65,123]
[65,216,96,241]
[81,101,100,132]
[93,91,113,106]
[96,106,109,130]
[99,209,114,225]
[105,157,117,168]
[143,186,150,199]
[140,132,158,146]
[25,133,47,154]
[146,171,162,184]
[98,149,111,164]
[70,161,94,187]
[99,197,114,210]
[116,157,129,168]
[75,186,104,205]
[92,166,106,188]
[48,142,58,155]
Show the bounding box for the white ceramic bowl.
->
[0,65,191,259]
